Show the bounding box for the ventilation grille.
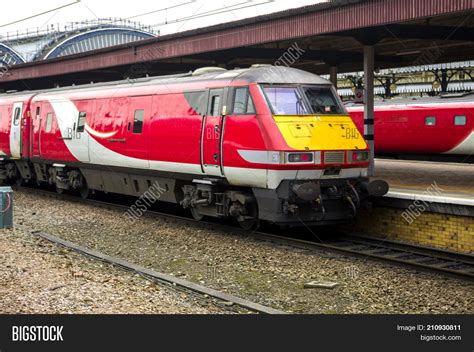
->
[324,151,345,164]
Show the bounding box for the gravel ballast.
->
[0,225,227,314]
[7,190,474,314]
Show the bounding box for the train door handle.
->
[214,125,219,132]
[213,153,218,161]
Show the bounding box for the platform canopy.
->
[0,0,473,90]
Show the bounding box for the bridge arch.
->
[43,28,155,59]
[0,43,25,66]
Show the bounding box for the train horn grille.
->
[324,151,345,164]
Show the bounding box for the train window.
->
[247,96,255,114]
[13,107,21,126]
[210,95,221,116]
[77,112,86,133]
[184,91,207,115]
[454,115,466,126]
[425,116,436,126]
[263,86,309,115]
[233,88,247,114]
[45,113,53,132]
[303,86,344,114]
[233,87,255,115]
[35,107,40,119]
[133,109,144,133]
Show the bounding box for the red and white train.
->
[346,95,474,158]
[0,66,387,228]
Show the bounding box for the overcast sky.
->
[0,0,325,37]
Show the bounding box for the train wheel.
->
[238,217,260,231]
[190,208,204,221]
[77,175,90,199]
[11,177,22,190]
[56,186,64,195]
[79,184,90,199]
[238,202,259,231]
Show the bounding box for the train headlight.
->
[287,152,314,163]
[351,151,369,162]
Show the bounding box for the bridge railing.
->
[0,18,159,43]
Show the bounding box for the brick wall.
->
[346,207,473,254]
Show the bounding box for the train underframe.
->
[0,159,387,228]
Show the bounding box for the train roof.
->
[232,65,330,85]
[345,92,474,108]
[0,66,331,99]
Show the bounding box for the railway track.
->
[31,231,284,314]
[321,234,474,279]
[18,185,474,281]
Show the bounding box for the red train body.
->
[0,66,386,227]
[346,96,474,156]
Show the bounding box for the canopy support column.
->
[363,45,375,176]
[329,66,338,88]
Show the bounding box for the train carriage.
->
[346,95,474,157]
[0,66,387,228]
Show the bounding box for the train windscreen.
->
[302,86,344,114]
[263,87,309,115]
[262,85,344,115]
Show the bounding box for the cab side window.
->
[209,95,221,116]
[233,87,255,115]
[184,91,207,115]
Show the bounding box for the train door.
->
[9,102,23,158]
[73,99,92,163]
[31,102,43,158]
[126,96,150,167]
[0,105,7,157]
[202,88,224,176]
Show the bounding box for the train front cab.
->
[245,82,388,226]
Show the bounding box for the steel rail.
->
[31,230,285,315]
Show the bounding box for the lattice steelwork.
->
[43,28,154,59]
[0,19,156,66]
[0,44,25,67]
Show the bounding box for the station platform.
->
[374,159,474,199]
[347,159,474,254]
[372,159,474,217]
